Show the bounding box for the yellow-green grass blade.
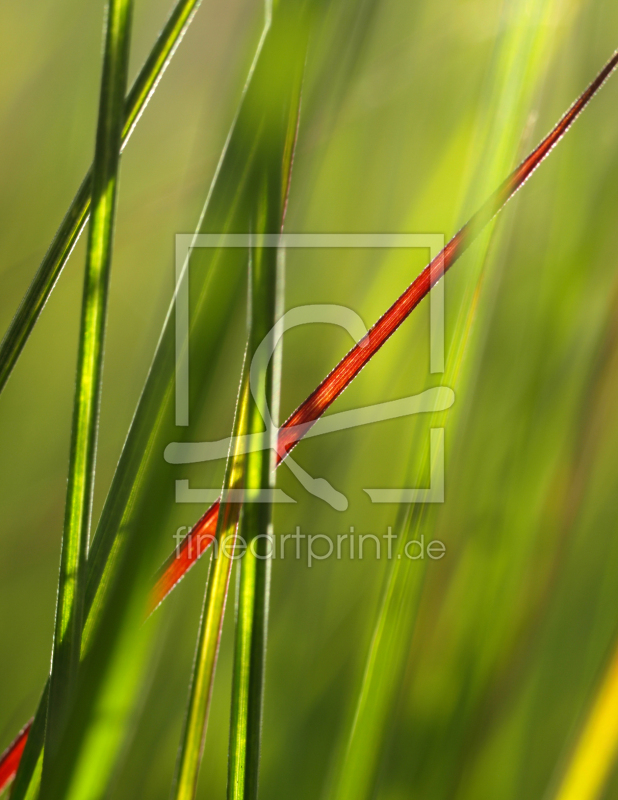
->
[172,353,251,800]
[227,224,287,799]
[444,267,618,799]
[547,298,618,800]
[175,15,307,796]
[82,0,311,639]
[0,0,205,395]
[41,0,134,792]
[553,643,618,800]
[326,2,569,797]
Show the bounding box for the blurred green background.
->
[2,0,618,798]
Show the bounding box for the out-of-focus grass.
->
[2,0,618,799]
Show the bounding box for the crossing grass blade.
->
[227,197,291,799]
[143,43,618,610]
[0,0,205,395]
[171,350,251,800]
[41,0,134,793]
[276,49,618,461]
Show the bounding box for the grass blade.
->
[43,0,133,784]
[174,26,305,796]
[276,48,618,461]
[172,351,251,800]
[553,642,618,800]
[228,207,289,798]
[41,0,134,788]
[0,0,205,395]
[7,4,309,796]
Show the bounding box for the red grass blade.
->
[2,48,617,791]
[0,721,32,795]
[148,500,220,613]
[276,48,618,458]
[149,47,618,609]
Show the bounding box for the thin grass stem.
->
[171,352,251,800]
[41,0,134,789]
[227,232,284,800]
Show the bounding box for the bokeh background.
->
[2,0,618,798]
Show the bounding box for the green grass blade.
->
[228,220,287,799]
[0,0,204,395]
[172,353,251,800]
[10,7,308,796]
[8,6,314,799]
[175,23,306,797]
[41,0,134,789]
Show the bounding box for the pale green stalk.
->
[172,358,251,800]
[228,235,284,800]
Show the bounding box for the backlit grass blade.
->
[8,5,310,795]
[171,351,251,800]
[174,29,305,798]
[228,224,288,798]
[41,0,134,790]
[6,6,316,800]
[0,0,204,395]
